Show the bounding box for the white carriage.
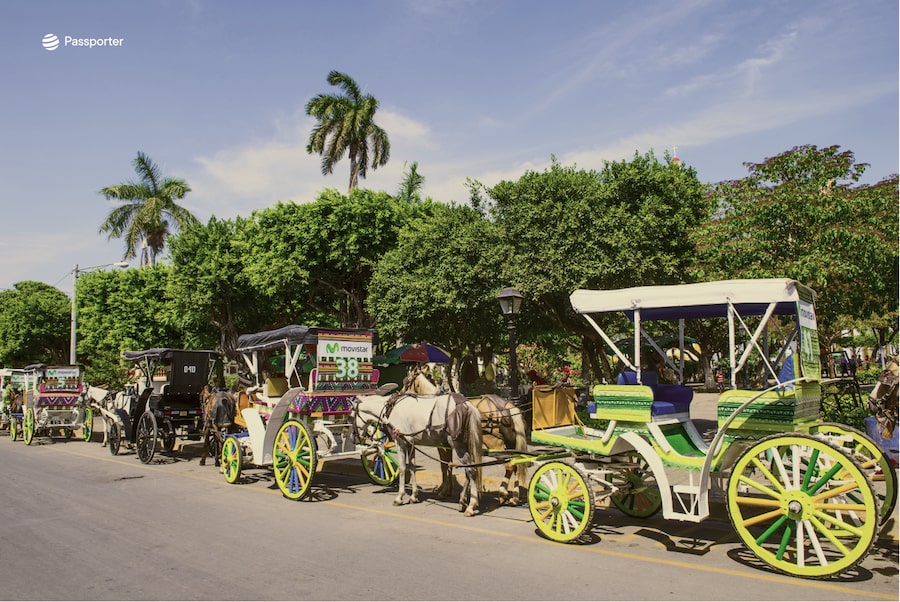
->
[220,325,399,499]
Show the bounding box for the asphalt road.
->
[0,425,897,601]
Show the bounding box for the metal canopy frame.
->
[571,279,817,387]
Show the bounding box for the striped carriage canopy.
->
[570,278,816,321]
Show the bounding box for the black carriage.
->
[119,348,218,464]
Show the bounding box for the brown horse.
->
[405,367,529,505]
[199,387,236,466]
[869,355,899,439]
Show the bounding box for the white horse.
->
[87,384,137,448]
[353,385,484,516]
[406,369,529,505]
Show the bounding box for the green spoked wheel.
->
[360,421,400,486]
[528,461,595,543]
[811,422,897,526]
[273,420,316,500]
[608,452,662,518]
[107,420,121,456]
[82,407,93,442]
[221,437,242,484]
[727,433,878,579]
[23,408,35,446]
[136,411,157,464]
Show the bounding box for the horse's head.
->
[404,367,438,395]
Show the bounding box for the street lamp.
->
[498,286,523,404]
[70,261,128,364]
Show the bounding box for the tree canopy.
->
[99,151,199,266]
[0,282,70,366]
[305,71,391,192]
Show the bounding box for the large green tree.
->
[99,151,199,266]
[305,71,390,192]
[0,282,71,366]
[239,188,411,329]
[482,152,707,382]
[75,265,188,387]
[168,216,278,356]
[368,202,505,387]
[691,145,899,358]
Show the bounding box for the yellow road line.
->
[49,443,897,601]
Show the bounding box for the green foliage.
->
[818,386,869,431]
[483,152,707,381]
[75,266,185,387]
[168,216,272,355]
[856,364,884,385]
[305,71,391,191]
[691,145,899,345]
[0,281,70,366]
[368,201,505,369]
[240,188,409,328]
[99,151,198,266]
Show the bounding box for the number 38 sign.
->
[315,330,374,389]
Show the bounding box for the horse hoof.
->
[199,460,206,466]
[464,508,478,517]
[508,497,520,507]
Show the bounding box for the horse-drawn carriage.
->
[220,326,398,499]
[19,364,93,445]
[1,368,27,440]
[99,348,219,463]
[516,278,894,579]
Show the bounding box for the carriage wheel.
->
[727,433,878,578]
[23,408,35,446]
[221,437,242,484]
[9,417,17,442]
[273,420,317,500]
[528,461,595,543]
[608,452,663,518]
[82,407,93,442]
[359,421,400,486]
[811,422,897,526]
[107,420,121,456]
[162,421,176,452]
[136,411,158,464]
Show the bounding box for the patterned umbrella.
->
[375,343,451,365]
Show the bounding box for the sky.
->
[1,0,897,294]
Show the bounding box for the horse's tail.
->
[509,405,528,484]
[466,402,484,491]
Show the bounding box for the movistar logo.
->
[326,343,339,353]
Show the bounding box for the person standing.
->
[716,368,725,393]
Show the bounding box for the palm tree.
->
[305,70,391,191]
[99,152,198,266]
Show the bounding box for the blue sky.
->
[1,0,897,293]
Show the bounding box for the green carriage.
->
[524,278,893,579]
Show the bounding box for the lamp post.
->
[70,261,128,364]
[498,286,523,405]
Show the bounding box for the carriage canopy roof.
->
[236,325,320,353]
[570,278,816,322]
[122,348,218,363]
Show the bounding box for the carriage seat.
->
[616,371,693,416]
[263,377,289,398]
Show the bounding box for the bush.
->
[856,364,884,385]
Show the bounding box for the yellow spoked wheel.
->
[528,461,594,543]
[811,422,897,525]
[9,417,17,441]
[82,407,93,442]
[273,420,316,500]
[727,433,878,578]
[608,452,662,518]
[23,408,35,446]
[221,437,242,484]
[359,421,399,486]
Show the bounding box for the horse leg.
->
[100,414,108,447]
[454,443,479,516]
[393,439,412,506]
[437,447,454,499]
[199,424,209,466]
